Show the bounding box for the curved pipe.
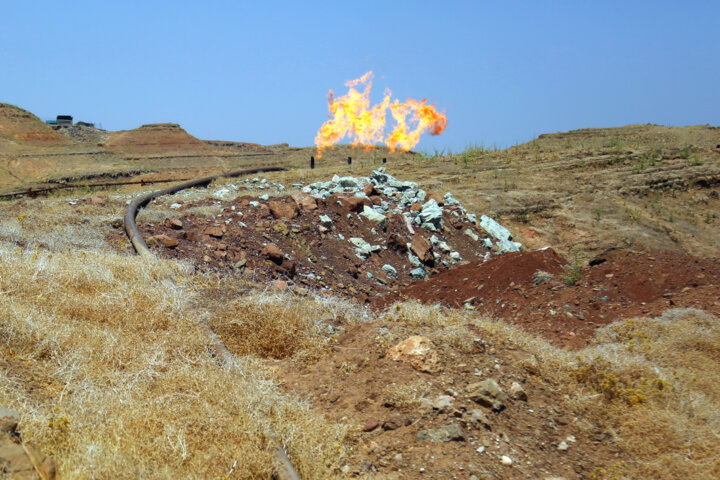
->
[123,166,301,480]
[124,166,285,256]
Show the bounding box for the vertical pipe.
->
[347,156,352,166]
[310,156,315,169]
[382,157,387,164]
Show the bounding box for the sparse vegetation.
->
[2,115,720,478]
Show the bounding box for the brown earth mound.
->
[104,123,216,155]
[129,189,489,303]
[0,104,68,145]
[118,184,720,351]
[383,249,720,349]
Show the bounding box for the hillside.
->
[0,105,719,479]
[103,123,219,156]
[0,103,68,146]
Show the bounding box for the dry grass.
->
[2,170,719,478]
[0,199,351,478]
[377,300,720,479]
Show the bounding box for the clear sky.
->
[2,1,719,151]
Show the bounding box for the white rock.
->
[382,264,398,277]
[360,205,386,226]
[319,214,332,227]
[501,455,513,465]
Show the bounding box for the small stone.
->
[464,229,479,241]
[340,196,365,212]
[259,194,270,201]
[164,218,183,229]
[291,193,318,211]
[558,441,569,451]
[382,413,408,431]
[381,264,398,278]
[410,235,433,264]
[269,200,299,219]
[419,199,444,229]
[150,234,178,248]
[89,195,105,206]
[509,381,528,401]
[0,406,19,433]
[432,395,454,413]
[204,225,225,238]
[468,378,509,411]
[261,243,284,263]
[362,418,380,432]
[416,423,465,442]
[501,455,513,465]
[468,409,492,430]
[360,205,387,226]
[319,214,333,227]
[271,280,288,292]
[387,336,438,373]
[410,267,426,279]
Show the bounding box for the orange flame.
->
[315,71,447,157]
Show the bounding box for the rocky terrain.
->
[1,103,719,479]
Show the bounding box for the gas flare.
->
[315,71,447,157]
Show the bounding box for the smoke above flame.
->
[315,71,447,158]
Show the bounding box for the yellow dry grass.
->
[1,177,719,478]
[0,199,351,479]
[379,301,720,479]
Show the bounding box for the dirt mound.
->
[275,320,620,478]
[130,187,492,303]
[104,123,216,155]
[0,103,68,145]
[386,249,720,349]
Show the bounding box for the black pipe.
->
[310,156,315,169]
[347,156,352,166]
[124,166,286,256]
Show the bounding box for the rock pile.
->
[302,168,523,258]
[138,167,525,300]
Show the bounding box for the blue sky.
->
[2,1,718,151]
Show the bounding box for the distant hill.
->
[104,123,218,155]
[0,103,69,145]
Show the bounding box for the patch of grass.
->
[0,200,352,478]
[625,208,641,222]
[609,136,623,150]
[562,263,583,286]
[680,144,691,159]
[689,152,704,166]
[593,207,603,223]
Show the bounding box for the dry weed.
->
[0,198,351,478]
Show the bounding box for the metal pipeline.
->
[123,166,301,480]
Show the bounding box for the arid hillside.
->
[0,105,719,479]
